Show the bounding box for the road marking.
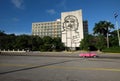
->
[0,63,34,67]
[43,66,120,72]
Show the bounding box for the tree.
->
[0,31,65,51]
[14,35,30,50]
[93,21,114,48]
[0,32,16,50]
[52,37,65,51]
[0,30,6,36]
[80,34,96,51]
[28,36,42,51]
[40,36,53,51]
[109,30,119,47]
[93,21,114,37]
[95,35,106,51]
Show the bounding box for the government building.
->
[32,9,88,50]
[32,19,61,38]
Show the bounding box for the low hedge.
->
[102,47,120,53]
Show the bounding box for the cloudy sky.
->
[0,0,120,35]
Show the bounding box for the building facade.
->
[83,20,88,36]
[32,19,61,38]
[32,9,88,49]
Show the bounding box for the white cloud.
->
[11,0,24,9]
[46,9,56,15]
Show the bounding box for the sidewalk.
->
[0,51,80,57]
[0,51,120,58]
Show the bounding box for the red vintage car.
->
[79,52,98,58]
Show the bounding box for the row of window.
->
[33,22,61,27]
[32,32,61,37]
[32,30,61,33]
[32,25,61,29]
[32,32,61,34]
[32,28,61,31]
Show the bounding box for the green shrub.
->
[102,47,120,53]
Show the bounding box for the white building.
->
[32,20,61,38]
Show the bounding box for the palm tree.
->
[93,21,114,48]
[93,21,114,37]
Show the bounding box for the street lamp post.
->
[115,20,120,46]
[106,21,109,48]
[107,29,109,48]
[114,12,120,46]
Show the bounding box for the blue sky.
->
[0,0,120,35]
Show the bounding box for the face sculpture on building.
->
[62,15,80,47]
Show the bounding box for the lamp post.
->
[114,12,120,46]
[116,20,120,46]
[106,21,110,48]
[107,27,109,48]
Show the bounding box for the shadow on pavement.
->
[0,59,78,75]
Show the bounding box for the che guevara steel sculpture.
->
[62,15,80,48]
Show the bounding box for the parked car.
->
[79,52,98,58]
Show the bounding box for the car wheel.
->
[93,56,97,58]
[82,56,85,58]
